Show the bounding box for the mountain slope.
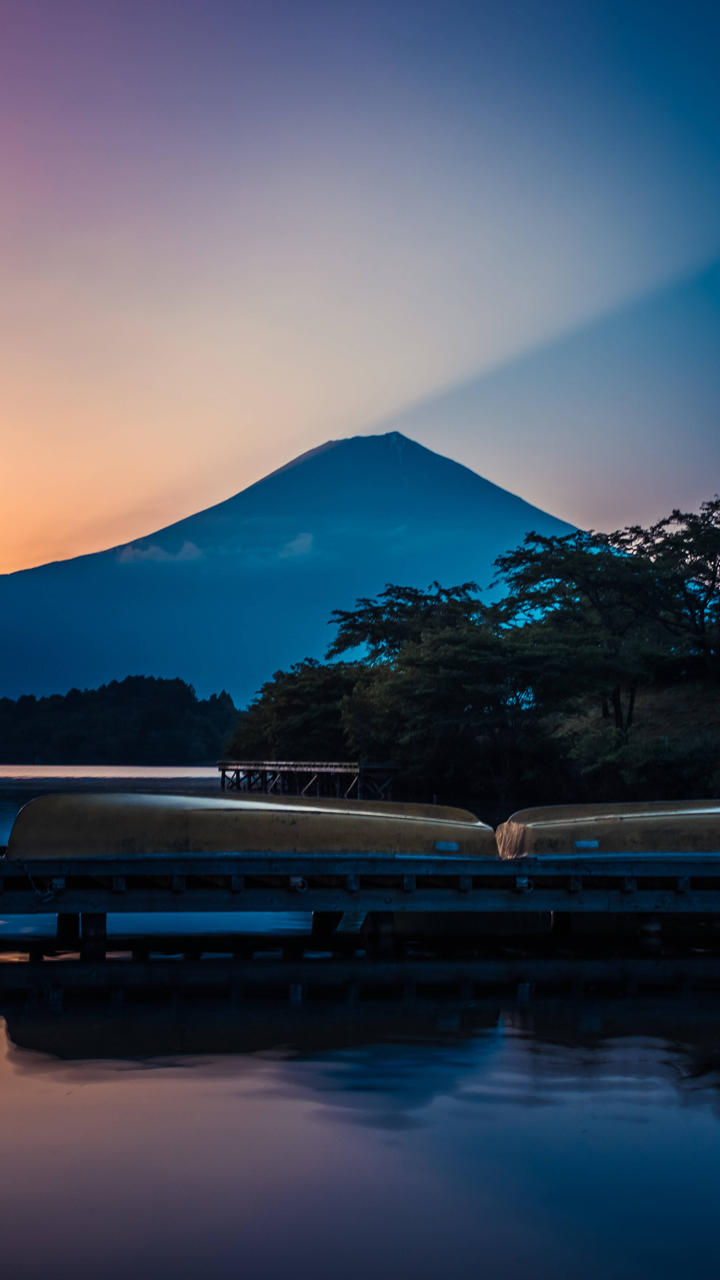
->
[0,433,573,704]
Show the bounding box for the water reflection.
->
[2,969,720,1280]
[4,970,720,1123]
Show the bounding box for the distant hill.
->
[0,432,573,704]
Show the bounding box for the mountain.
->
[0,432,573,705]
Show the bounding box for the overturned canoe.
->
[6,792,497,860]
[496,800,720,858]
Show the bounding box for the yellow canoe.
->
[496,800,720,858]
[7,792,498,860]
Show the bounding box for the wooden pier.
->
[218,760,395,800]
[3,848,720,959]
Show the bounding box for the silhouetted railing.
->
[217,760,395,800]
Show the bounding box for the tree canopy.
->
[327,581,485,662]
[493,529,667,730]
[228,660,361,761]
[607,498,720,677]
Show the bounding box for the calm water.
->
[1,982,720,1280]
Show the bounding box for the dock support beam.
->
[362,912,399,957]
[311,911,344,941]
[81,912,107,961]
[56,913,80,949]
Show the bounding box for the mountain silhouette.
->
[0,433,572,704]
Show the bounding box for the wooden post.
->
[362,911,397,957]
[56,912,80,948]
[81,912,107,962]
[311,911,344,940]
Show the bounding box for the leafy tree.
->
[608,498,720,678]
[327,581,485,662]
[227,659,361,760]
[341,623,571,817]
[493,530,664,731]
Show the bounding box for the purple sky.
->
[2,0,719,570]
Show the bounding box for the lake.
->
[2,977,720,1280]
[1,770,719,1279]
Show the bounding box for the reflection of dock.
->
[5,952,720,997]
[218,760,395,799]
[4,954,720,1065]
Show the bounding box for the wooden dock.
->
[218,760,395,799]
[3,848,720,958]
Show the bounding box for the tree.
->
[608,498,720,679]
[227,659,360,760]
[493,530,664,731]
[327,581,485,663]
[341,622,570,818]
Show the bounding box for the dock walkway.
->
[3,848,720,957]
[217,760,395,799]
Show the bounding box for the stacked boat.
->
[6,792,720,861]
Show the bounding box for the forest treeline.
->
[229,499,720,821]
[0,676,237,765]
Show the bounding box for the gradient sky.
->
[2,0,720,572]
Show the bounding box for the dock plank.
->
[2,850,720,917]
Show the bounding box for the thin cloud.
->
[116,540,203,564]
[279,532,314,559]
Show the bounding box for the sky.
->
[2,0,720,573]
